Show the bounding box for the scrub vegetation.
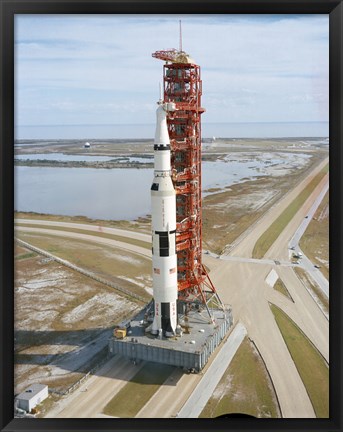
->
[16,251,37,260]
[203,177,278,254]
[294,267,329,315]
[14,141,328,417]
[16,144,326,257]
[270,303,329,418]
[14,238,144,395]
[199,337,280,418]
[274,278,294,302]
[252,165,328,259]
[203,154,325,255]
[15,232,152,301]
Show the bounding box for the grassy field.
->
[15,244,30,256]
[15,151,324,257]
[294,267,329,315]
[299,191,329,280]
[15,232,152,302]
[14,250,134,335]
[274,278,294,302]
[14,238,141,395]
[252,165,328,259]
[203,178,276,254]
[103,362,175,417]
[16,251,37,260]
[199,337,280,418]
[270,303,329,417]
[203,154,325,255]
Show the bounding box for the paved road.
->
[16,224,210,418]
[135,368,200,418]
[289,177,329,249]
[177,322,247,418]
[45,355,144,418]
[16,222,301,276]
[288,177,329,298]
[297,255,329,299]
[228,158,329,259]
[19,157,329,418]
[15,226,151,259]
[219,255,296,267]
[208,158,329,417]
[209,261,318,417]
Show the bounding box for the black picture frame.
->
[1,1,342,432]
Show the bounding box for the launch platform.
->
[108,305,233,372]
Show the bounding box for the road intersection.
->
[15,157,329,418]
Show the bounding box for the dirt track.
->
[208,158,329,417]
[45,355,144,418]
[16,157,329,418]
[229,158,328,258]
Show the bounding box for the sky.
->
[15,14,329,127]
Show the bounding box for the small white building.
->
[16,384,48,412]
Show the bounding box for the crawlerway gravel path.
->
[17,157,328,417]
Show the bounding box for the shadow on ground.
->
[14,328,180,386]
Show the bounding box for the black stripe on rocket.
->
[154,144,171,151]
[161,303,174,334]
[154,231,171,257]
[154,230,177,258]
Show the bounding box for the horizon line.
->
[17,120,329,127]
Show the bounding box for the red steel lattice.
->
[153,50,223,313]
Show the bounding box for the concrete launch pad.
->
[108,305,233,372]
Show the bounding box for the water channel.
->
[15,152,312,220]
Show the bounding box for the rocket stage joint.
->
[150,100,178,338]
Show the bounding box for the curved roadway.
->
[15,157,329,418]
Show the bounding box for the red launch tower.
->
[152,47,224,319]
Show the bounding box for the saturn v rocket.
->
[150,100,178,337]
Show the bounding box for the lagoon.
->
[14,152,312,220]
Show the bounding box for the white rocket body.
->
[151,101,177,337]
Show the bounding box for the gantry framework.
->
[153,48,225,320]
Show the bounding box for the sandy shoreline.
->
[14,137,328,170]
